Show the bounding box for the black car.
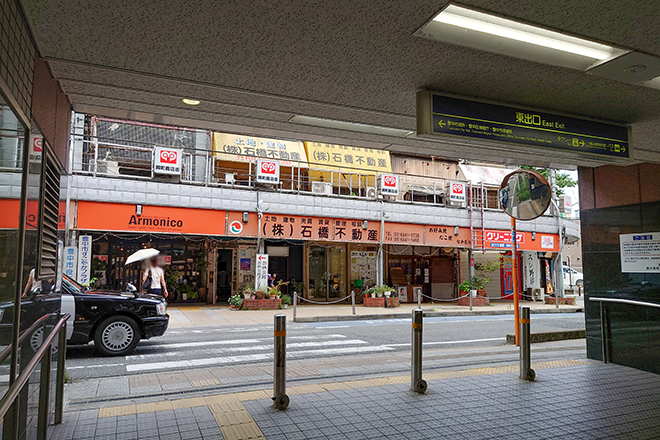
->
[0,276,169,356]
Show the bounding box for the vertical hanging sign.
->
[63,245,77,280]
[255,253,269,291]
[77,235,92,286]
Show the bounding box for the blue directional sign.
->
[417,92,630,158]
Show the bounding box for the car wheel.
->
[94,316,140,356]
[29,326,58,355]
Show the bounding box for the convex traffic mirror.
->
[499,169,552,221]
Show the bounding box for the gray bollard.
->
[519,307,535,381]
[351,290,356,315]
[411,309,427,393]
[417,288,422,309]
[292,292,297,321]
[273,314,289,409]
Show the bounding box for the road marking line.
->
[130,339,369,360]
[383,337,504,347]
[126,345,394,372]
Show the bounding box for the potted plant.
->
[291,280,305,298]
[255,290,267,300]
[472,258,502,297]
[459,280,473,294]
[281,294,292,308]
[228,294,243,309]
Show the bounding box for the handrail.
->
[0,313,52,366]
[589,297,660,309]
[0,313,69,421]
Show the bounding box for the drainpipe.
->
[548,170,564,307]
[377,201,385,287]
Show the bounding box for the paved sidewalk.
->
[167,298,583,327]
[50,359,660,440]
[64,340,585,402]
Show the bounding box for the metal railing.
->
[70,134,475,207]
[0,313,69,440]
[589,297,660,363]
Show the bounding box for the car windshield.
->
[61,275,84,294]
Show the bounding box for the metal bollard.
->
[273,314,289,409]
[417,288,422,309]
[292,292,297,322]
[54,321,67,424]
[519,307,535,381]
[411,309,427,393]
[351,290,356,315]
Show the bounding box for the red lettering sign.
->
[159,150,178,164]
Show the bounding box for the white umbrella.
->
[125,248,160,265]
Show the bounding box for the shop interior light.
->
[182,98,201,106]
[416,4,627,70]
[290,115,414,138]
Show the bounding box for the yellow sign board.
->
[304,142,391,173]
[213,133,308,167]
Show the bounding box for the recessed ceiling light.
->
[182,98,201,106]
[289,115,414,137]
[415,4,627,70]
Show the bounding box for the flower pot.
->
[477,289,487,297]
[384,292,391,297]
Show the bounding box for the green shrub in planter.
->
[228,294,243,308]
[281,294,292,305]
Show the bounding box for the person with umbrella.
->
[142,257,168,298]
[125,249,168,298]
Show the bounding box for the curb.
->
[505,329,586,344]
[294,307,584,322]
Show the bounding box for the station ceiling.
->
[21,0,660,168]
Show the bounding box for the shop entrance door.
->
[216,249,233,302]
[269,257,288,292]
[309,247,326,299]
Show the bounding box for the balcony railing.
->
[70,134,504,209]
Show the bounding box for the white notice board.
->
[619,232,660,273]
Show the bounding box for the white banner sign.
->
[620,232,660,273]
[77,235,92,286]
[380,174,399,196]
[63,246,77,280]
[255,253,269,291]
[522,252,540,289]
[256,159,280,184]
[154,147,182,175]
[449,181,466,203]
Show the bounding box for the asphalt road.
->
[65,313,585,380]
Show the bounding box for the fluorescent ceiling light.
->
[417,4,627,70]
[290,115,413,137]
[182,98,201,106]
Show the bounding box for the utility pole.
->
[548,170,564,307]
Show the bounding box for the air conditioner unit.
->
[311,182,333,195]
[531,288,544,302]
[225,173,236,185]
[366,187,377,199]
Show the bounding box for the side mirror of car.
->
[126,283,137,293]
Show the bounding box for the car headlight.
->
[156,302,167,316]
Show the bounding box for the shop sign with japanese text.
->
[29,134,43,163]
[77,235,92,286]
[448,181,466,203]
[213,133,308,167]
[380,174,399,196]
[255,254,269,290]
[417,91,630,158]
[154,147,182,175]
[63,246,77,279]
[425,225,472,247]
[256,159,280,184]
